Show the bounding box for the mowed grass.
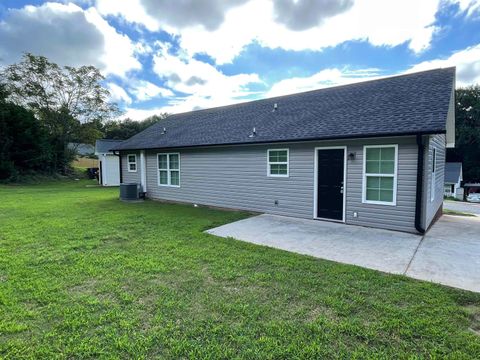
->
[0,181,479,359]
[443,208,477,217]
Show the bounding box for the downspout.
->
[113,150,123,184]
[140,150,147,193]
[415,134,425,234]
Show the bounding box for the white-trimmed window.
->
[268,149,289,177]
[127,154,137,172]
[363,145,398,205]
[157,153,180,187]
[431,148,436,202]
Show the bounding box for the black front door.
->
[317,149,344,220]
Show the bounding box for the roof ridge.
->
[165,67,455,119]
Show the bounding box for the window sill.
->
[158,184,180,188]
[362,200,396,206]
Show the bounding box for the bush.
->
[0,100,53,181]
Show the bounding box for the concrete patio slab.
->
[406,215,480,293]
[207,214,421,274]
[207,214,480,293]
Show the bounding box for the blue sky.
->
[0,0,479,120]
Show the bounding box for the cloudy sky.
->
[1,0,479,120]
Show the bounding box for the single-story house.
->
[95,139,123,186]
[444,162,463,199]
[112,68,456,234]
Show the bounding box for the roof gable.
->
[445,162,462,183]
[95,139,124,154]
[114,68,455,151]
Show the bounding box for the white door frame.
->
[313,146,347,223]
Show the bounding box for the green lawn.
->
[1,181,479,359]
[444,209,476,217]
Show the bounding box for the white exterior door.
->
[104,155,120,186]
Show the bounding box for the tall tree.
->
[2,53,119,173]
[450,86,480,182]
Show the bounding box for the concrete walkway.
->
[207,214,480,293]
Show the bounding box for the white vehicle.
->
[467,193,480,203]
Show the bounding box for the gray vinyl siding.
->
[121,151,141,184]
[423,134,446,228]
[345,139,418,233]
[142,136,419,233]
[145,145,314,219]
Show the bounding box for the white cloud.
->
[407,43,480,86]
[119,42,262,119]
[450,0,480,16]
[266,43,480,100]
[122,106,167,120]
[266,68,382,97]
[95,0,159,31]
[107,82,132,104]
[184,0,440,63]
[150,43,262,113]
[129,80,174,101]
[96,0,249,32]
[272,0,354,31]
[0,2,140,77]
[96,0,441,64]
[82,6,141,76]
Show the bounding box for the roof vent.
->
[272,103,278,112]
[248,127,256,138]
[161,127,167,135]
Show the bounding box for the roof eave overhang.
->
[112,129,446,152]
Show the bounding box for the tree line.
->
[449,85,480,182]
[0,54,166,181]
[101,115,168,140]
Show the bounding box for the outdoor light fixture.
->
[348,152,356,160]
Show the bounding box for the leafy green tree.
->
[0,86,52,180]
[451,86,480,182]
[102,114,169,140]
[2,53,119,173]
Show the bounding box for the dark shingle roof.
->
[113,68,455,151]
[445,162,462,184]
[95,139,124,154]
